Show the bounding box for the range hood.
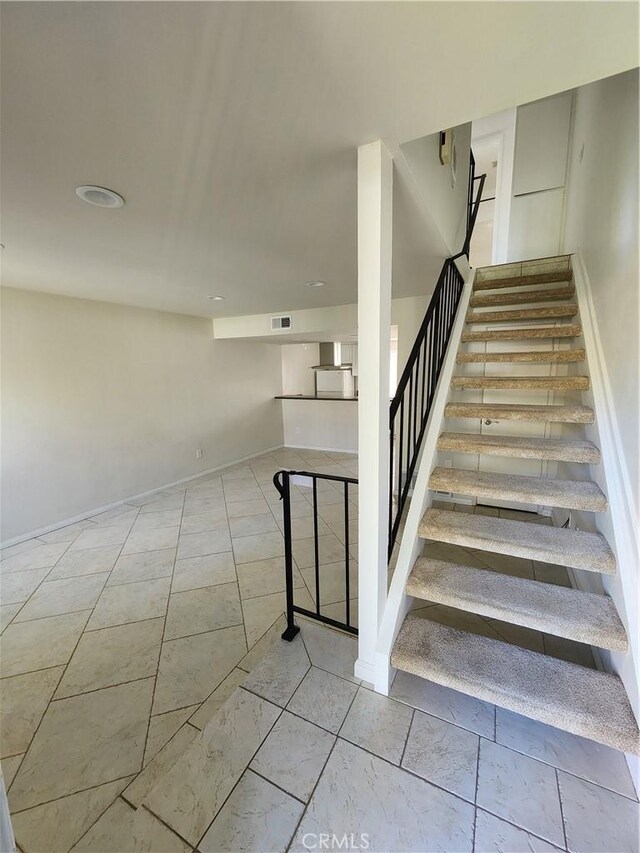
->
[311,342,352,371]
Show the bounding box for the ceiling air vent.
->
[271,315,292,331]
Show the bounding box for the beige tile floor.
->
[1,447,637,851]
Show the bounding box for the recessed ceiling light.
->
[76,186,125,208]
[306,280,326,288]
[207,295,225,301]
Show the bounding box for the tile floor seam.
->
[190,688,285,849]
[221,485,252,657]
[140,486,187,768]
[7,771,136,817]
[471,736,481,850]
[335,731,483,809]
[4,520,138,799]
[474,806,567,852]
[285,730,341,853]
[555,767,570,851]
[49,673,155,705]
[398,707,416,769]
[243,767,307,806]
[137,800,195,849]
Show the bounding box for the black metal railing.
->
[388,162,486,557]
[274,469,358,640]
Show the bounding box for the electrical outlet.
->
[196,448,203,459]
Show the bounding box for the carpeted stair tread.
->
[419,508,616,574]
[437,432,601,463]
[407,558,628,652]
[429,468,607,512]
[444,402,594,423]
[467,305,578,324]
[473,270,573,291]
[451,375,589,391]
[457,349,585,364]
[462,325,582,343]
[391,614,639,754]
[469,287,575,308]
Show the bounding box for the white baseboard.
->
[354,658,376,684]
[1,444,285,548]
[284,443,357,455]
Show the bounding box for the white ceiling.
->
[1,2,637,318]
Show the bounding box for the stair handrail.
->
[388,165,485,557]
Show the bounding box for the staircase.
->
[390,256,640,756]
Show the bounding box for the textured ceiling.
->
[1,1,637,317]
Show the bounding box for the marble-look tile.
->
[474,809,561,852]
[533,561,572,587]
[1,539,46,561]
[240,592,289,649]
[0,611,89,677]
[545,633,595,668]
[226,498,271,518]
[251,710,334,801]
[276,514,331,541]
[339,687,412,765]
[477,740,564,847]
[390,671,495,738]
[236,555,303,600]
[287,666,358,733]
[223,483,265,503]
[55,618,164,698]
[496,707,637,799]
[87,577,171,630]
[401,711,478,801]
[180,508,229,535]
[320,597,358,629]
[123,722,199,807]
[293,534,345,569]
[177,529,232,560]
[164,582,242,640]
[1,568,50,605]
[107,549,175,586]
[1,754,23,788]
[558,771,640,853]
[242,634,309,706]
[129,509,182,530]
[301,560,358,606]
[0,542,69,574]
[238,614,287,673]
[72,796,190,852]
[90,506,140,527]
[0,666,64,758]
[189,668,247,729]
[232,531,284,565]
[182,496,226,517]
[9,678,154,811]
[200,769,304,853]
[169,552,233,594]
[0,603,20,633]
[144,688,281,845]
[14,573,109,622]
[121,526,180,555]
[11,776,132,853]
[45,545,122,580]
[69,524,131,551]
[152,624,246,714]
[138,493,185,514]
[144,706,198,765]
[299,618,359,683]
[229,512,278,538]
[291,738,474,853]
[488,618,545,653]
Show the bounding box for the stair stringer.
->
[374,264,473,694]
[554,251,640,787]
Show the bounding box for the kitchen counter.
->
[275,394,357,401]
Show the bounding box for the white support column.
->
[355,140,393,682]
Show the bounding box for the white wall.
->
[281,343,319,396]
[562,68,639,507]
[281,400,357,452]
[1,288,284,541]
[400,123,472,253]
[508,91,573,260]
